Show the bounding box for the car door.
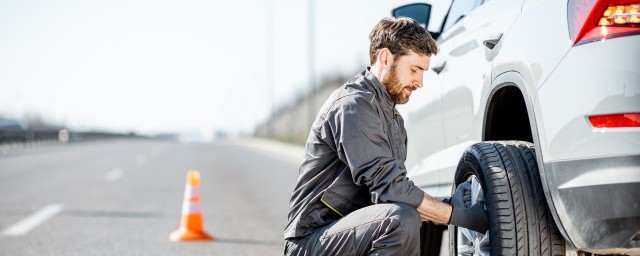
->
[400,12,458,198]
[400,62,446,197]
[439,0,525,185]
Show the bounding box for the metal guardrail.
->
[0,129,146,155]
[1,130,57,144]
[0,129,143,146]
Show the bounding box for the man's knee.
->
[387,203,420,227]
[371,203,420,255]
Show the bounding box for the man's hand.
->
[449,201,489,233]
[447,182,489,233]
[416,181,488,230]
[450,181,472,208]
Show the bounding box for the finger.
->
[462,182,472,193]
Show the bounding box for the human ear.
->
[379,48,393,69]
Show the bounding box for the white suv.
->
[393,0,640,255]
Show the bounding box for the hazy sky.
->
[0,0,447,138]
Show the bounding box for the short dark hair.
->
[369,17,438,65]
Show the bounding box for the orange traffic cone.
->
[170,170,214,241]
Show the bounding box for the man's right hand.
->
[447,182,489,233]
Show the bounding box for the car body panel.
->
[537,34,640,252]
[440,0,526,187]
[538,35,640,162]
[544,155,640,252]
[402,0,526,197]
[397,0,640,253]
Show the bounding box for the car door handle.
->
[483,33,503,50]
[432,60,447,74]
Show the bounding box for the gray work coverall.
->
[284,68,425,255]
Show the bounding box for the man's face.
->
[381,51,430,104]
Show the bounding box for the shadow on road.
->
[213,237,282,247]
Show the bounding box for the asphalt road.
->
[0,138,304,256]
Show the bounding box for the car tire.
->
[420,221,447,256]
[448,141,565,255]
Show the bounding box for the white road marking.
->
[105,168,123,182]
[135,155,147,165]
[2,204,63,236]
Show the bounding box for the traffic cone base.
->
[169,228,214,241]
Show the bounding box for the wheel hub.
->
[456,175,490,256]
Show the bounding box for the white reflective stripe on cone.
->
[184,186,201,198]
[182,201,202,214]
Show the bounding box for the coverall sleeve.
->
[326,96,424,208]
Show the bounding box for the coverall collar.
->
[365,67,395,112]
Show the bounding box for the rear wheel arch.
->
[483,71,542,174]
[483,73,534,143]
[482,71,576,249]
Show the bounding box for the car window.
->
[442,0,483,32]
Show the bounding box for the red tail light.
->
[568,0,640,46]
[588,113,640,128]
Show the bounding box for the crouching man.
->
[284,17,488,255]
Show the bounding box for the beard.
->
[382,64,415,104]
